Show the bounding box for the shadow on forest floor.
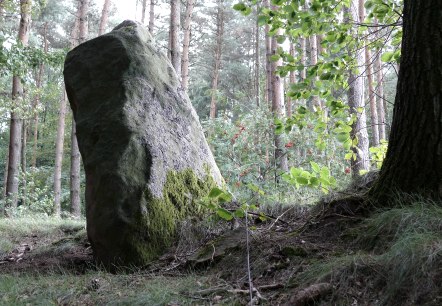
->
[1,194,442,305]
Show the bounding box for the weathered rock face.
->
[64,20,222,268]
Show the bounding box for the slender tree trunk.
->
[5,0,32,212]
[169,0,181,73]
[374,21,386,141]
[254,5,260,107]
[31,22,48,168]
[271,26,288,172]
[141,0,147,24]
[346,1,370,176]
[371,0,442,200]
[69,0,89,218]
[263,0,272,107]
[181,0,194,91]
[21,120,27,206]
[209,0,224,119]
[309,34,321,111]
[149,0,155,34]
[98,0,111,35]
[53,91,67,216]
[2,150,9,199]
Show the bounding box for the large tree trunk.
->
[181,0,194,92]
[169,0,181,73]
[346,1,370,176]
[149,0,155,34]
[98,0,111,35]
[371,0,442,200]
[69,0,89,218]
[271,26,288,173]
[5,0,32,212]
[209,0,224,119]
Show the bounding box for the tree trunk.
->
[169,0,181,74]
[346,1,370,176]
[141,0,147,24]
[309,34,321,111]
[374,21,386,141]
[5,0,32,212]
[254,5,260,108]
[371,0,442,200]
[98,0,111,35]
[181,0,194,91]
[149,0,155,34]
[263,0,272,107]
[287,42,296,117]
[21,120,27,206]
[69,0,89,218]
[31,22,48,168]
[271,26,288,173]
[53,91,67,216]
[209,0,224,119]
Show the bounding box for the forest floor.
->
[1,193,442,305]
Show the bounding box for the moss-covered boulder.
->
[63,20,222,268]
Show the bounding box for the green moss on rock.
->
[130,169,216,264]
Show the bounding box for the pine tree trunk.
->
[209,0,224,119]
[263,0,272,107]
[181,0,194,91]
[31,22,47,168]
[287,42,296,117]
[141,0,147,24]
[54,91,67,216]
[374,21,386,141]
[21,120,27,206]
[271,26,288,172]
[169,0,181,73]
[254,6,260,107]
[309,34,321,111]
[98,0,111,35]
[149,0,155,34]
[346,1,370,176]
[69,0,89,218]
[5,0,32,212]
[371,0,442,200]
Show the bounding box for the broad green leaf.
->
[217,208,233,221]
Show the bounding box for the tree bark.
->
[141,0,147,24]
[271,26,288,172]
[69,0,89,218]
[263,0,272,107]
[181,0,194,91]
[346,1,370,176]
[31,22,48,169]
[287,42,296,117]
[149,0,155,34]
[169,0,181,74]
[53,91,67,216]
[5,0,32,212]
[209,0,224,119]
[98,0,111,35]
[371,0,442,200]
[374,20,386,141]
[254,5,260,107]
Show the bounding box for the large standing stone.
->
[64,20,222,268]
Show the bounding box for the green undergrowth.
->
[0,272,205,306]
[292,195,442,305]
[0,216,85,257]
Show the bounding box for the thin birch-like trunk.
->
[181,0,195,91]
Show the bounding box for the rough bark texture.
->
[5,0,32,211]
[346,2,370,176]
[371,0,442,199]
[64,20,222,267]
[169,0,181,74]
[271,27,288,172]
[209,0,224,119]
[98,0,111,35]
[181,0,194,92]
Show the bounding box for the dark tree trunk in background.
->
[5,0,32,213]
[371,0,442,200]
